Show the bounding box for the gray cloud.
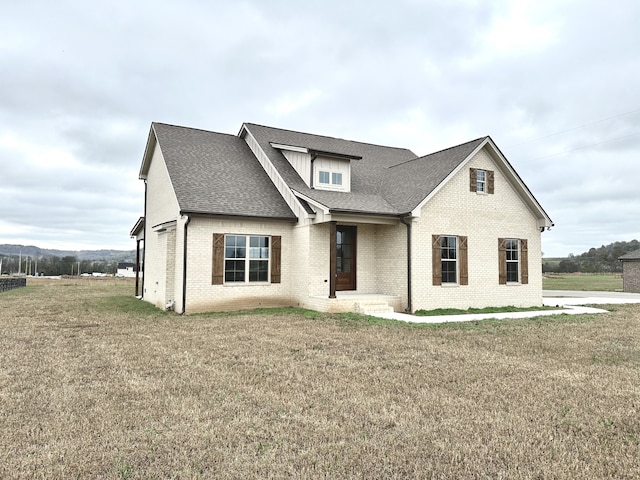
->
[1,0,638,254]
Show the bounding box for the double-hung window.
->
[224,235,270,283]
[476,169,486,193]
[470,168,494,194]
[505,238,519,283]
[432,235,468,286]
[441,236,458,284]
[498,238,528,285]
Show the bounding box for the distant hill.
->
[543,239,640,273]
[0,244,135,262]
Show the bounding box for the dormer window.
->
[314,162,348,191]
[318,170,343,187]
[270,142,359,193]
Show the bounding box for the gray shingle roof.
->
[244,123,485,214]
[148,121,497,219]
[152,123,296,220]
[382,138,487,213]
[619,249,640,261]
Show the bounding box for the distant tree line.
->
[543,240,640,274]
[0,254,120,276]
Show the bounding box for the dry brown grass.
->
[1,278,639,479]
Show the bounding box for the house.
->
[134,122,553,314]
[116,262,137,278]
[619,250,640,293]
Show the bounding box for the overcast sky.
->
[1,0,638,257]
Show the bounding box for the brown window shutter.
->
[469,168,477,192]
[520,239,528,284]
[271,236,281,284]
[498,238,507,285]
[487,170,495,194]
[459,236,468,285]
[432,235,442,286]
[212,233,224,285]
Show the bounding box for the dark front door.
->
[336,225,356,291]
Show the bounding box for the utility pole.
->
[18,250,22,274]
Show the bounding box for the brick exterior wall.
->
[410,149,543,311]
[142,143,180,310]
[182,217,295,313]
[623,261,640,293]
[297,221,409,309]
[141,136,546,314]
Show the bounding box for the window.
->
[506,238,519,282]
[498,238,528,285]
[441,236,458,283]
[224,235,269,283]
[470,168,494,194]
[432,235,468,286]
[318,170,343,187]
[476,169,486,193]
[213,234,281,285]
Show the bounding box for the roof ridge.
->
[387,136,488,169]
[153,122,237,139]
[242,122,417,153]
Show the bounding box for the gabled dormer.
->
[270,143,361,193]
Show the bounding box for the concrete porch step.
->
[356,301,395,315]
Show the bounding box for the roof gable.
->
[382,137,487,213]
[139,122,552,226]
[146,123,296,220]
[241,123,419,215]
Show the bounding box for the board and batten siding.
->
[313,157,351,192]
[281,150,312,188]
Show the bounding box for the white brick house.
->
[135,122,553,314]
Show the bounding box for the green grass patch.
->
[543,273,622,291]
[415,305,560,316]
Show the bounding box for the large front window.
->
[224,235,270,283]
[441,235,457,284]
[506,238,519,282]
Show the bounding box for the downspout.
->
[181,215,191,315]
[399,216,412,313]
[310,153,317,188]
[141,181,148,298]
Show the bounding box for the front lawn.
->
[1,278,638,478]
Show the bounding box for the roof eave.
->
[129,216,145,237]
[180,210,298,222]
[138,124,158,180]
[484,137,554,228]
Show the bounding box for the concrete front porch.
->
[304,292,403,315]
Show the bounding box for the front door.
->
[336,225,356,291]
